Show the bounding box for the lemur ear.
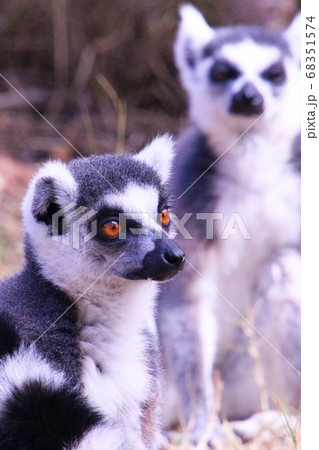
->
[134,135,175,184]
[175,4,214,88]
[23,161,77,232]
[283,13,300,63]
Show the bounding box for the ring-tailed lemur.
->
[158,5,301,445]
[0,135,185,449]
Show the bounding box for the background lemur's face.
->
[23,136,185,295]
[175,5,300,136]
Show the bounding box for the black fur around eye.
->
[209,61,239,83]
[185,42,195,68]
[202,43,214,59]
[262,62,286,84]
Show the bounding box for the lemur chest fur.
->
[191,135,300,342]
[212,134,300,253]
[76,282,158,421]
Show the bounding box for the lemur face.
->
[175,4,300,135]
[22,136,185,294]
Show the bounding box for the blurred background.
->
[0,0,300,276]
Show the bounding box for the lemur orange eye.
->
[160,209,170,227]
[102,220,121,239]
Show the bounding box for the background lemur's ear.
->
[174,4,214,88]
[283,13,300,63]
[23,161,77,231]
[134,135,174,184]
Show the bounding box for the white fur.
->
[104,183,161,234]
[220,40,281,93]
[22,166,120,299]
[212,135,300,255]
[0,346,65,416]
[22,160,77,235]
[188,39,300,152]
[175,5,300,155]
[21,160,91,296]
[179,3,213,38]
[105,184,159,215]
[174,5,214,93]
[284,13,301,62]
[22,215,105,299]
[78,280,158,448]
[197,280,217,410]
[197,139,300,358]
[224,40,280,73]
[261,249,300,307]
[134,135,175,184]
[74,425,124,450]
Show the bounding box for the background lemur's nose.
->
[230,82,264,116]
[163,242,185,271]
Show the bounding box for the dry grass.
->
[164,435,300,450]
[160,410,301,449]
[160,370,300,449]
[0,0,299,119]
[0,154,36,277]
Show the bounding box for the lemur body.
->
[158,5,301,444]
[0,136,184,449]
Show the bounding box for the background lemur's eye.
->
[160,209,170,227]
[202,43,214,58]
[210,61,239,83]
[262,63,286,84]
[101,220,121,238]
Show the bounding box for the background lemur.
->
[0,136,185,449]
[158,5,301,445]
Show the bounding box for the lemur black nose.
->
[229,82,264,116]
[125,239,185,282]
[163,242,185,271]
